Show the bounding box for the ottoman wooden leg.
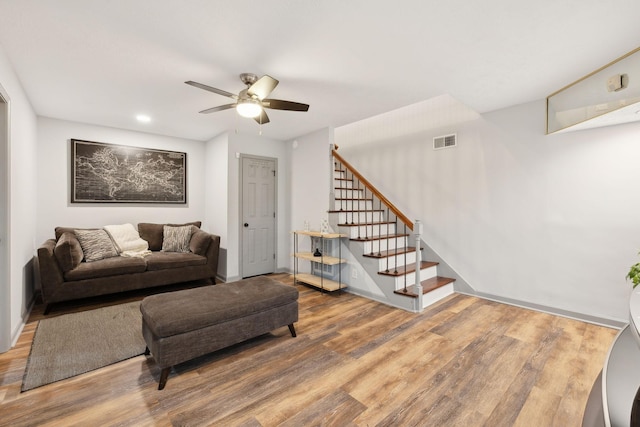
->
[158,367,171,390]
[288,324,297,337]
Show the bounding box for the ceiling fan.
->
[185,73,309,124]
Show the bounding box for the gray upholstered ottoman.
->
[140,276,298,389]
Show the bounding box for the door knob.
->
[244,223,249,227]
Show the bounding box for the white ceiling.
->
[0,0,639,142]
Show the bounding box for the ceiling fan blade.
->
[199,103,236,114]
[247,75,279,100]
[254,109,270,125]
[262,99,309,112]
[185,81,237,99]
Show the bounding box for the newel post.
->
[414,220,423,312]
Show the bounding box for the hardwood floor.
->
[0,274,617,426]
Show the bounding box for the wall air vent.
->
[433,133,457,150]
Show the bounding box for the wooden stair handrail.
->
[332,149,413,231]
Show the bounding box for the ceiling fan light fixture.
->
[236,99,262,118]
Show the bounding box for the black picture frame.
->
[70,139,187,204]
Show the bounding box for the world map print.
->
[71,139,186,203]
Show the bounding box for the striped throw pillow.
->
[74,229,118,262]
[161,225,193,253]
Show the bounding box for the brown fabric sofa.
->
[37,222,220,313]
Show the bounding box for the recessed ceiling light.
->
[136,114,151,123]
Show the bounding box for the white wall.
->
[338,99,640,323]
[0,43,38,350]
[204,133,229,246]
[36,117,208,245]
[204,132,228,280]
[289,127,334,269]
[0,85,8,351]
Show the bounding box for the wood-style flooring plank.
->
[513,385,563,427]
[483,325,564,425]
[0,273,618,427]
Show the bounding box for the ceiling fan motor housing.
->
[240,73,259,86]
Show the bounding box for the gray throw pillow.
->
[161,225,193,253]
[74,229,119,262]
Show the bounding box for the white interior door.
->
[241,156,276,278]
[0,90,10,352]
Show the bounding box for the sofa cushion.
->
[64,256,147,281]
[138,222,201,251]
[189,229,212,256]
[145,252,207,271]
[54,232,84,272]
[74,229,119,262]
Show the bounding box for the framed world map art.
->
[70,139,187,204]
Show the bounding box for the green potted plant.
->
[627,252,640,288]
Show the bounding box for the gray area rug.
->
[22,301,146,392]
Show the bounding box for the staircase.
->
[328,149,455,312]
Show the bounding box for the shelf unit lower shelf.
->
[293,252,344,265]
[294,273,346,292]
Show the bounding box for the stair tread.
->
[335,198,373,201]
[377,261,439,276]
[335,187,363,190]
[393,276,456,298]
[362,246,420,258]
[339,221,394,227]
[351,233,410,243]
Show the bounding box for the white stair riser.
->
[334,171,346,179]
[346,223,396,239]
[422,283,455,309]
[336,211,384,224]
[363,236,407,253]
[335,188,365,199]
[393,265,438,289]
[377,251,417,271]
[334,200,373,210]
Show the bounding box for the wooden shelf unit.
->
[292,230,347,292]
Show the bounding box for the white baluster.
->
[414,220,423,312]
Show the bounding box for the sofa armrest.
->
[204,233,220,283]
[37,239,65,304]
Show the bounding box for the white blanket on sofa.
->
[104,223,151,258]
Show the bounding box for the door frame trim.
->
[0,83,12,352]
[238,154,278,278]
